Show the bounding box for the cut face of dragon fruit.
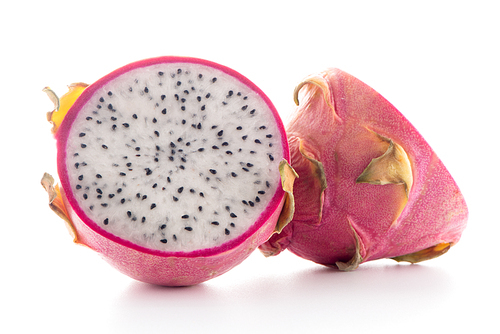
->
[259,68,468,270]
[42,57,293,286]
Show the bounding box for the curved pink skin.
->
[260,68,468,267]
[56,57,289,286]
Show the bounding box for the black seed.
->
[97,195,102,199]
[242,135,248,140]
[167,177,171,183]
[150,203,157,210]
[123,123,129,128]
[79,132,86,137]
[247,163,254,167]
[108,104,113,110]
[199,192,204,197]
[266,134,273,138]
[179,165,185,170]
[225,228,230,235]
[183,89,189,95]
[108,194,115,199]
[121,198,126,204]
[182,215,189,219]
[158,71,164,76]
[144,87,149,93]
[153,118,157,123]
[185,227,193,231]
[161,94,166,101]
[222,142,229,146]
[173,235,177,241]
[126,163,132,167]
[103,218,109,225]
[89,205,94,211]
[78,175,84,181]
[107,91,113,96]
[231,172,237,177]
[152,183,158,188]
[117,188,123,193]
[197,123,202,129]
[141,217,146,223]
[250,109,256,114]
[181,157,186,163]
[169,156,174,161]
[160,239,168,244]
[205,93,211,98]
[162,108,167,114]
[242,167,249,172]
[86,117,92,121]
[177,187,184,194]
[255,196,261,202]
[120,172,126,176]
[96,120,102,124]
[160,224,166,229]
[198,74,203,79]
[217,130,223,136]
[127,211,132,218]
[242,200,248,205]
[136,193,141,198]
[211,221,219,226]
[198,148,205,152]
[111,116,117,121]
[269,143,273,147]
[230,213,237,218]
[242,105,249,111]
[255,139,262,144]
[269,155,274,161]
[99,97,105,103]
[96,188,103,194]
[177,81,181,86]
[212,145,219,150]
[173,196,178,201]
[212,77,217,83]
[133,114,138,119]
[101,203,108,207]
[181,106,186,111]
[81,144,87,148]
[96,174,102,179]
[198,206,203,211]
[182,119,187,124]
[266,181,271,188]
[226,151,233,155]
[101,144,108,150]
[249,201,255,207]
[135,147,140,151]
[112,124,117,130]
[83,194,88,200]
[76,184,82,190]
[209,169,217,175]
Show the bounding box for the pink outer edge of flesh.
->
[56,56,289,259]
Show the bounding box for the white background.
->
[1,1,498,333]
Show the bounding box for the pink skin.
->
[55,57,289,286]
[260,68,468,268]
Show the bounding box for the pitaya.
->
[41,56,295,286]
[259,68,468,270]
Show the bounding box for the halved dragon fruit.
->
[259,68,468,270]
[41,56,294,286]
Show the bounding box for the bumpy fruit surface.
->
[259,68,468,270]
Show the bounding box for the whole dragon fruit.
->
[259,68,468,270]
[41,56,295,286]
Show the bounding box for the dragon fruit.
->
[41,56,295,286]
[259,68,468,270]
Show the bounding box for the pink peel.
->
[260,68,468,269]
